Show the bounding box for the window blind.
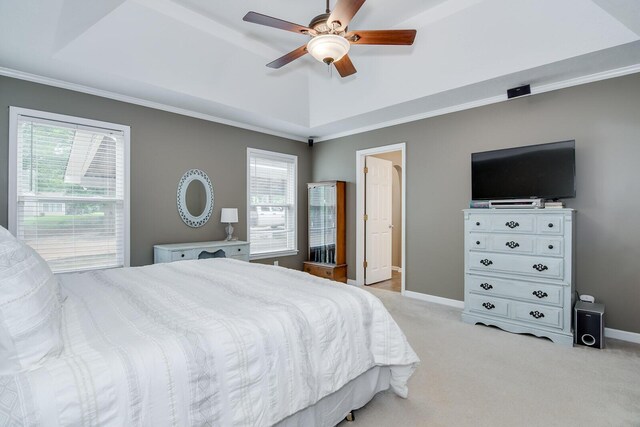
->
[13,112,127,273]
[248,149,297,256]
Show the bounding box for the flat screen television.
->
[472,140,576,200]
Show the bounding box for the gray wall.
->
[371,151,402,267]
[312,73,640,333]
[0,76,311,269]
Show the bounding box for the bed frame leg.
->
[345,411,355,422]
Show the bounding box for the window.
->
[247,148,297,259]
[9,107,130,273]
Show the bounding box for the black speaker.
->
[574,301,605,348]
[308,138,314,147]
[507,84,531,99]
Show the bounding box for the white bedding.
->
[1,258,419,426]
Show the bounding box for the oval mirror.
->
[177,169,213,227]
[185,179,206,217]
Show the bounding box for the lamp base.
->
[225,223,234,241]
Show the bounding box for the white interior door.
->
[365,156,393,284]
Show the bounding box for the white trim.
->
[314,63,640,142]
[402,290,640,344]
[605,327,640,344]
[347,279,360,286]
[3,64,640,144]
[392,266,402,273]
[402,290,465,309]
[356,143,406,296]
[249,250,299,261]
[8,106,131,269]
[246,147,298,259]
[0,67,307,143]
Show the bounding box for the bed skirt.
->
[275,366,391,427]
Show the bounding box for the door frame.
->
[355,142,406,293]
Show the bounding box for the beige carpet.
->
[339,287,640,427]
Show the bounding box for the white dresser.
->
[154,240,250,264]
[462,209,575,345]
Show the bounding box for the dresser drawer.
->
[490,214,536,233]
[469,234,487,250]
[537,216,564,234]
[513,301,563,329]
[171,250,196,261]
[303,262,347,283]
[469,252,564,280]
[468,215,490,231]
[468,294,510,318]
[220,245,249,257]
[467,275,562,305]
[488,234,535,254]
[536,238,563,256]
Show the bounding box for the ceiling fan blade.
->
[334,54,357,77]
[266,45,308,69]
[346,29,417,45]
[243,11,312,35]
[327,0,365,31]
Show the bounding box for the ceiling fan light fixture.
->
[307,34,350,65]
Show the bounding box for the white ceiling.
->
[1,0,639,141]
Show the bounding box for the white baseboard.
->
[605,327,640,344]
[402,291,640,344]
[402,290,465,309]
[347,279,360,287]
[392,266,402,273]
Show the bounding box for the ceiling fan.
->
[243,0,417,77]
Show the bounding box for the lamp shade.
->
[307,34,350,64]
[221,208,238,223]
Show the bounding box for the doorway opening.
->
[355,143,406,294]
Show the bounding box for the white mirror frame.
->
[177,169,214,227]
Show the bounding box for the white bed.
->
[3,258,419,426]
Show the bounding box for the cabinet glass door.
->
[309,184,337,264]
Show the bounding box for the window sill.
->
[250,250,299,261]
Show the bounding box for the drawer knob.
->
[181,254,185,258]
[532,290,548,299]
[505,221,520,229]
[482,302,495,310]
[529,310,545,319]
[237,248,241,251]
[480,283,493,290]
[532,263,548,272]
[548,244,554,250]
[480,259,493,266]
[476,240,481,245]
[505,241,520,249]
[548,223,554,228]
[476,222,481,226]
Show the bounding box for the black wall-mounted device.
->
[308,138,314,147]
[507,84,531,99]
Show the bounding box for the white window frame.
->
[246,148,298,260]
[8,106,131,271]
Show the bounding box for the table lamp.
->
[221,208,238,241]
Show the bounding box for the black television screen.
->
[472,140,576,200]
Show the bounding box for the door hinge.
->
[363,166,368,174]
[363,260,368,268]
[363,214,368,221]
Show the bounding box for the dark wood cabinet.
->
[303,181,347,283]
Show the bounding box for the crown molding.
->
[313,63,640,142]
[3,63,639,144]
[0,67,308,142]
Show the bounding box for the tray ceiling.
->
[1,0,639,141]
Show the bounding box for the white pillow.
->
[0,225,13,241]
[0,231,63,374]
